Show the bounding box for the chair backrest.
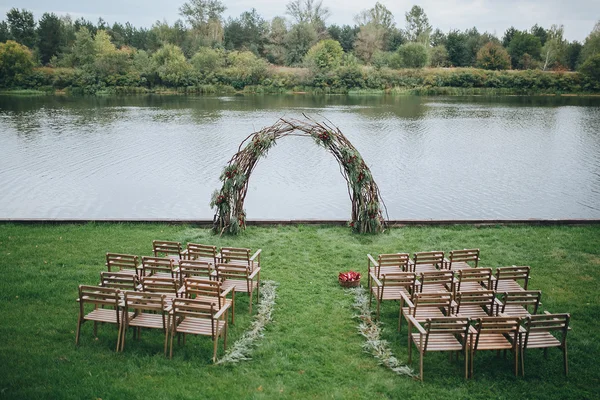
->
[447,249,480,269]
[183,278,226,306]
[178,259,213,287]
[140,276,179,295]
[123,292,169,322]
[423,317,470,350]
[382,272,416,291]
[495,266,531,290]
[412,251,445,271]
[141,256,176,278]
[412,292,453,316]
[220,247,251,265]
[106,253,138,273]
[455,290,496,316]
[100,271,139,291]
[215,263,249,281]
[152,240,182,258]
[472,316,521,349]
[523,313,570,346]
[378,253,410,272]
[500,290,541,315]
[172,298,218,336]
[455,268,492,292]
[78,285,121,321]
[185,243,217,264]
[418,271,454,293]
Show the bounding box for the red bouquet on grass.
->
[339,271,361,287]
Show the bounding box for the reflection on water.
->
[1,94,599,220]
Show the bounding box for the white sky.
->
[0,0,598,42]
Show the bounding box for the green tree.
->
[286,0,330,35]
[566,41,582,70]
[224,9,267,54]
[6,8,36,49]
[354,23,385,63]
[305,39,343,69]
[507,31,541,69]
[530,24,548,46]
[74,17,97,36]
[502,26,517,47]
[37,13,64,65]
[328,24,359,53]
[446,30,470,66]
[191,46,225,71]
[0,21,11,42]
[225,50,268,88]
[396,42,428,68]
[284,22,317,65]
[430,28,446,47]
[580,21,600,65]
[0,40,34,87]
[429,45,449,67]
[70,27,96,67]
[405,5,431,44]
[179,0,226,46]
[152,43,192,86]
[540,25,567,70]
[355,2,396,51]
[476,42,511,70]
[579,53,600,89]
[264,17,288,65]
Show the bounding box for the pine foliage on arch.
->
[210,116,388,234]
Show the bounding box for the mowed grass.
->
[0,223,598,399]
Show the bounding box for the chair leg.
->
[514,345,519,376]
[563,341,568,375]
[224,320,228,351]
[75,315,82,345]
[376,297,381,320]
[213,335,219,363]
[93,321,98,337]
[407,327,412,364]
[163,316,170,357]
[419,348,424,382]
[464,347,469,380]
[248,290,253,314]
[169,326,175,359]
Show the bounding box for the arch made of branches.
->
[210,116,388,234]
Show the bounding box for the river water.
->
[1,94,599,220]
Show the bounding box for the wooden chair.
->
[470,316,522,377]
[369,272,416,320]
[400,291,453,333]
[410,251,445,273]
[443,249,480,272]
[181,277,235,323]
[105,253,139,276]
[367,253,411,291]
[152,240,183,261]
[499,290,541,317]
[521,312,570,376]
[182,242,218,265]
[453,268,493,295]
[75,285,129,351]
[170,298,230,362]
[406,316,471,381]
[494,266,531,292]
[178,259,214,287]
[215,263,260,313]
[139,276,180,302]
[454,290,497,319]
[220,247,261,271]
[120,292,171,355]
[100,271,140,291]
[140,256,178,279]
[416,271,454,294]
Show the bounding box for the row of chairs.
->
[366,249,570,380]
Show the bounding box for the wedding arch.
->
[210,116,388,234]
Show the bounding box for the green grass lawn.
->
[0,223,598,399]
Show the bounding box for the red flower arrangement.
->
[339,271,361,287]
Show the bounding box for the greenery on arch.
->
[210,116,388,234]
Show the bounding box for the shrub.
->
[476,42,511,70]
[579,53,600,90]
[429,45,449,67]
[191,47,226,72]
[152,44,192,87]
[0,40,35,87]
[396,42,429,68]
[304,39,344,70]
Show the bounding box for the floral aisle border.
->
[216,280,278,364]
[211,115,388,234]
[349,286,415,378]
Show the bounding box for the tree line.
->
[0,0,599,92]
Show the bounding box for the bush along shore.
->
[2,65,598,96]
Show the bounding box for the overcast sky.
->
[0,0,598,42]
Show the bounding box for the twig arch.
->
[210,115,388,234]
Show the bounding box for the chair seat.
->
[377,266,406,275]
[413,264,438,273]
[402,307,446,322]
[456,305,492,319]
[501,305,531,317]
[447,262,473,272]
[371,286,410,300]
[127,313,169,329]
[176,317,226,336]
[473,333,514,350]
[419,284,451,293]
[457,282,489,292]
[496,280,525,292]
[222,279,258,293]
[524,332,561,349]
[84,308,127,323]
[412,333,464,351]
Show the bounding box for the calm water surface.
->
[1,94,599,220]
